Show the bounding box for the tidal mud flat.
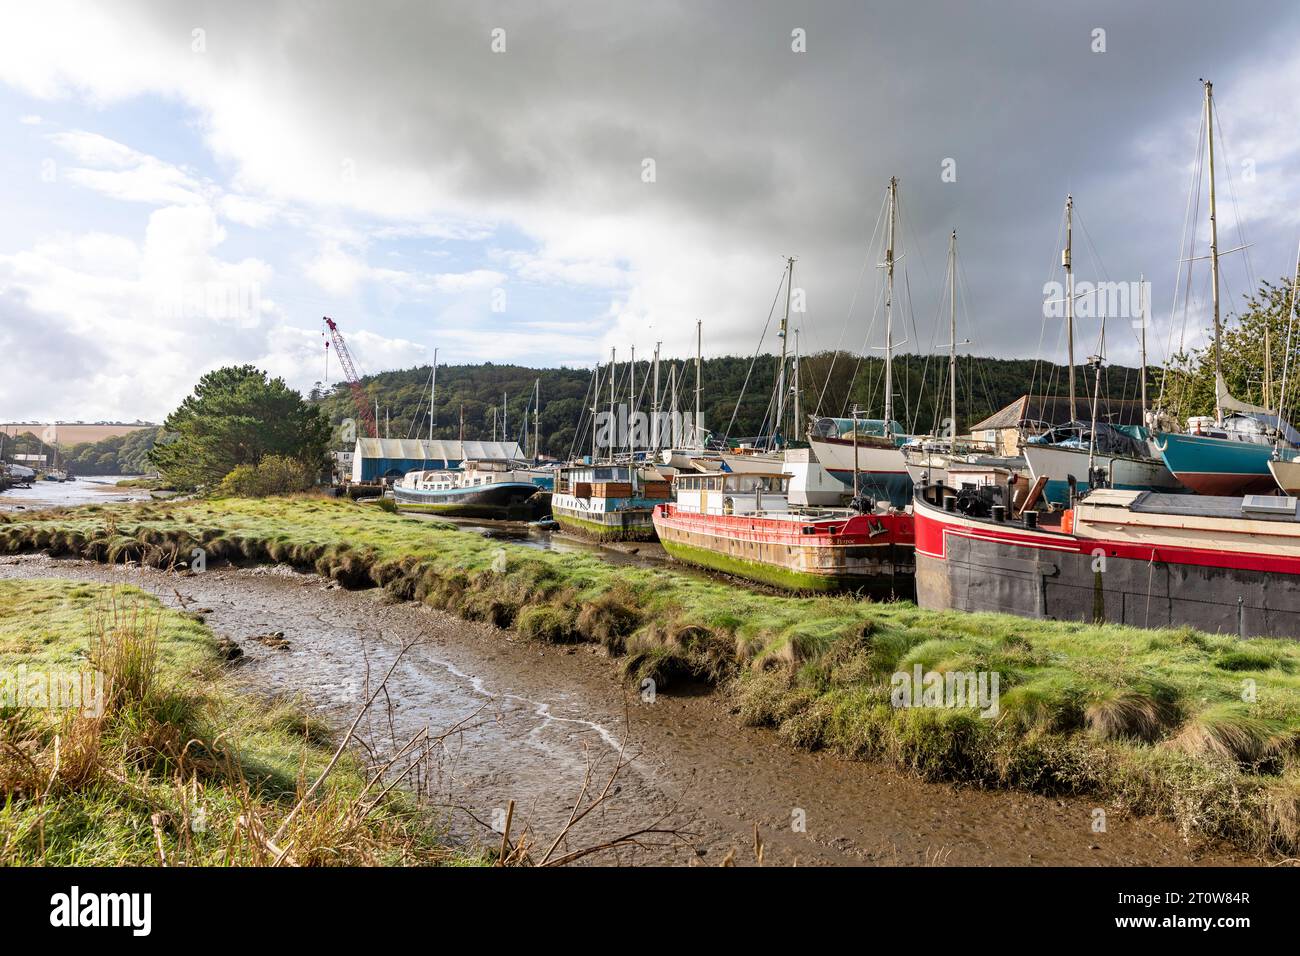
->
[0,553,1256,866]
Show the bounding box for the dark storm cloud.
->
[13,1,1300,373]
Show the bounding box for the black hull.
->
[916,514,1300,640]
[392,483,538,507]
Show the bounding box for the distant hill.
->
[0,426,160,475]
[310,352,1152,458]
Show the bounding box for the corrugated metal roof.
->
[352,438,524,462]
[969,395,1145,433]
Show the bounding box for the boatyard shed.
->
[969,394,1145,456]
[351,438,525,482]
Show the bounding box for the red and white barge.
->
[652,471,914,595]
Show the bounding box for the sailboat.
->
[807,177,913,507]
[1018,197,1181,504]
[898,229,1005,485]
[551,348,674,541]
[1154,80,1298,496]
[657,321,723,472]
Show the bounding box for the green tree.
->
[1158,276,1300,424]
[149,365,331,490]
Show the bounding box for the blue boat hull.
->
[1154,432,1278,496]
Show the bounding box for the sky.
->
[1,0,1299,423]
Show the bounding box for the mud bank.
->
[0,554,1256,866]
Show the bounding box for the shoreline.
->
[1,494,1297,861]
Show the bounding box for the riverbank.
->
[0,577,473,865]
[1,494,1298,859]
[0,554,1254,865]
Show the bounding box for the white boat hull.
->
[1269,457,1300,495]
[1023,443,1182,503]
[806,436,911,507]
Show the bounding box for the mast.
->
[1086,316,1106,488]
[652,342,661,450]
[1206,79,1224,423]
[695,319,702,449]
[1064,195,1077,423]
[775,256,794,446]
[590,359,601,462]
[884,177,897,436]
[502,392,507,444]
[1139,273,1148,420]
[793,328,801,430]
[948,229,958,444]
[1266,326,1273,411]
[1273,240,1300,455]
[629,345,636,459]
[429,347,438,441]
[608,347,616,463]
[533,378,540,464]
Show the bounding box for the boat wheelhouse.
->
[550,462,670,542]
[652,470,914,595]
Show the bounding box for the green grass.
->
[0,577,478,866]
[3,495,1300,857]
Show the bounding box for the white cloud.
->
[219,193,280,228]
[1,0,1299,416]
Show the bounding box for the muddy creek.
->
[0,554,1256,866]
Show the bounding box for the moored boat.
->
[807,418,913,507]
[914,477,1300,638]
[652,470,914,594]
[550,462,670,542]
[1150,82,1300,496]
[1024,424,1183,503]
[1154,411,1290,496]
[1270,452,1300,495]
[393,458,551,516]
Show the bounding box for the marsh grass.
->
[0,578,471,866]
[4,496,1300,857]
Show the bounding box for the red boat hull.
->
[653,504,914,595]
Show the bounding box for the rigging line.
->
[565,366,597,464]
[1073,207,1135,416]
[1177,115,1207,362]
[1274,240,1300,430]
[1030,203,1069,408]
[1212,105,1257,296]
[1156,109,1207,412]
[954,251,996,426]
[814,189,890,417]
[843,280,888,414]
[721,265,789,447]
[903,266,927,434]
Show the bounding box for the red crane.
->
[323,316,379,440]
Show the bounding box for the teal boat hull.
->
[1154,431,1278,496]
